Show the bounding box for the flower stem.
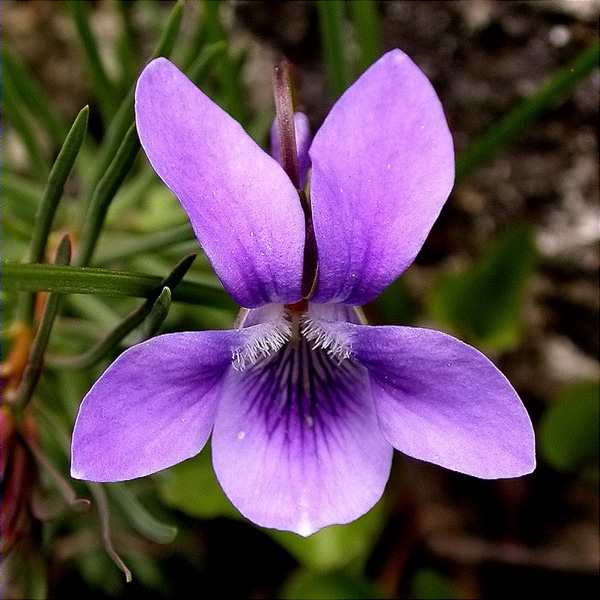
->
[272,59,300,189]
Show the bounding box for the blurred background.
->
[1,1,599,598]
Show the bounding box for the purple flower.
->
[71,50,535,536]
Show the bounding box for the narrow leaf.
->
[28,106,89,265]
[77,125,139,266]
[348,0,382,73]
[2,82,48,178]
[2,262,232,307]
[94,223,194,265]
[68,0,116,120]
[316,0,350,99]
[13,235,72,411]
[19,105,89,324]
[47,255,195,369]
[2,49,67,145]
[456,41,600,181]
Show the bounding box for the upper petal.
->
[270,111,312,189]
[135,58,305,307]
[347,325,535,478]
[212,338,392,535]
[71,330,240,482]
[309,49,455,304]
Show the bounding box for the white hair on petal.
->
[232,318,292,371]
[300,318,352,363]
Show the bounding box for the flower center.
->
[232,310,352,372]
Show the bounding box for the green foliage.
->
[411,569,457,599]
[271,503,385,572]
[282,570,382,600]
[157,449,237,519]
[428,225,536,350]
[539,381,600,473]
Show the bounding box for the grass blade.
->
[2,83,48,178]
[13,236,72,413]
[77,125,139,266]
[18,106,89,324]
[47,255,195,369]
[2,49,67,145]
[28,106,89,266]
[94,223,194,265]
[316,0,350,99]
[68,0,116,121]
[456,40,600,182]
[348,0,382,73]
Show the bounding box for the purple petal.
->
[71,330,240,482]
[270,111,312,188]
[349,325,535,479]
[309,49,455,304]
[135,58,305,307]
[212,341,392,535]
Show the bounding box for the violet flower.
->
[71,50,535,536]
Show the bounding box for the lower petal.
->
[71,330,241,482]
[348,325,535,479]
[212,339,392,535]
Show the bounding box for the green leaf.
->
[539,381,600,473]
[2,262,233,308]
[157,449,237,519]
[428,225,536,351]
[271,503,385,572]
[282,570,381,600]
[411,569,457,600]
[348,0,381,73]
[316,0,350,99]
[456,41,600,182]
[372,278,417,325]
